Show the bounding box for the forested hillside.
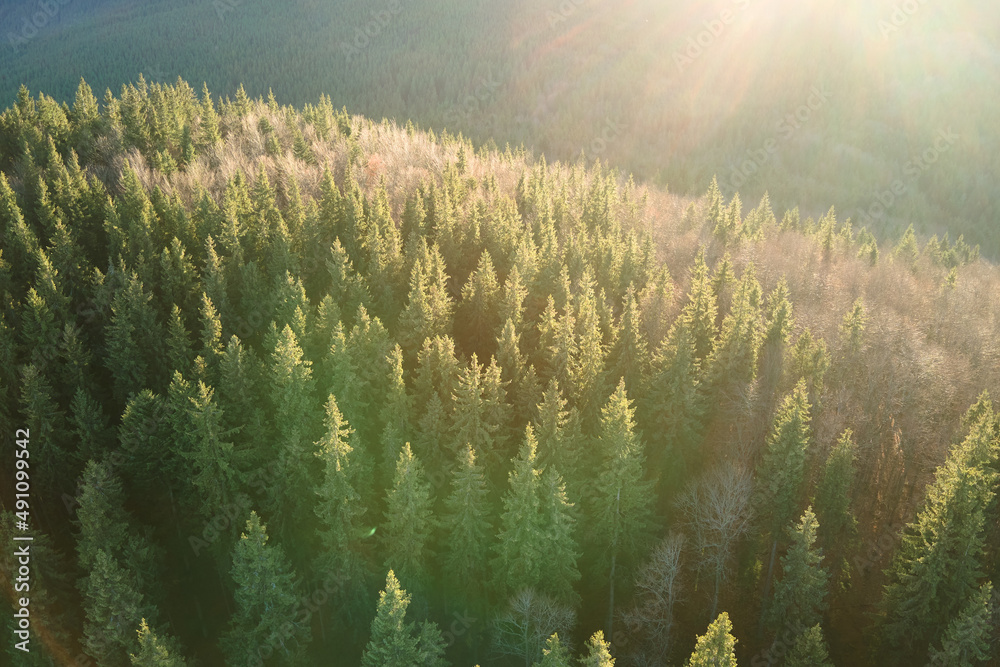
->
[2,0,999,257]
[0,78,998,666]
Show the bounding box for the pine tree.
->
[680,249,718,362]
[928,581,993,667]
[785,625,833,667]
[130,619,186,667]
[181,381,243,524]
[459,250,502,358]
[313,394,369,584]
[814,429,858,546]
[757,380,812,596]
[536,634,571,667]
[442,444,492,595]
[591,380,655,638]
[360,571,448,667]
[222,512,311,666]
[766,507,830,634]
[106,272,161,403]
[686,612,737,667]
[494,426,581,604]
[838,297,868,356]
[382,444,435,590]
[579,631,615,666]
[880,402,998,660]
[608,285,649,395]
[643,318,702,480]
[82,549,153,667]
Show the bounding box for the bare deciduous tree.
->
[677,462,754,619]
[492,588,577,667]
[620,532,685,666]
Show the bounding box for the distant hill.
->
[1,0,998,256]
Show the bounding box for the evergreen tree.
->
[222,512,311,666]
[82,549,153,667]
[313,394,369,584]
[591,380,655,637]
[181,381,243,524]
[130,619,186,667]
[536,634,572,667]
[838,297,868,356]
[785,625,833,667]
[442,444,492,595]
[608,285,649,395]
[928,581,994,667]
[459,250,502,358]
[880,402,998,661]
[704,262,762,391]
[686,612,737,667]
[766,507,830,634]
[579,631,615,666]
[494,426,581,605]
[814,429,858,546]
[360,571,448,667]
[680,249,718,362]
[756,380,812,595]
[382,444,435,590]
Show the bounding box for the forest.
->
[0,75,997,665]
[1,0,999,258]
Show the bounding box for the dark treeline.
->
[0,78,998,666]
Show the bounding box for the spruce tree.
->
[814,429,858,546]
[82,549,153,667]
[360,571,448,667]
[686,612,737,667]
[130,619,186,667]
[591,380,655,637]
[785,625,833,667]
[222,512,311,666]
[756,380,812,596]
[680,248,718,362]
[537,634,571,666]
[928,581,993,667]
[442,444,492,596]
[579,631,616,666]
[766,507,830,634]
[381,444,435,590]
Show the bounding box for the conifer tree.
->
[686,612,737,667]
[442,444,492,595]
[313,394,369,585]
[382,444,435,590]
[704,262,762,391]
[82,549,153,667]
[608,285,649,395]
[130,619,186,667]
[182,381,243,524]
[643,318,702,478]
[680,249,718,362]
[106,272,161,402]
[537,634,571,667]
[494,426,581,604]
[928,581,993,667]
[766,507,830,634]
[360,571,448,667]
[880,402,998,661]
[459,250,502,358]
[579,631,615,667]
[222,512,311,666]
[785,625,833,667]
[757,380,812,595]
[814,429,858,546]
[838,297,868,356]
[591,380,655,637]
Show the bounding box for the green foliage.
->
[766,507,830,633]
[222,512,311,666]
[130,619,186,667]
[928,581,994,667]
[686,612,738,667]
[360,571,448,667]
[382,444,435,590]
[757,380,813,537]
[785,625,833,667]
[815,429,858,545]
